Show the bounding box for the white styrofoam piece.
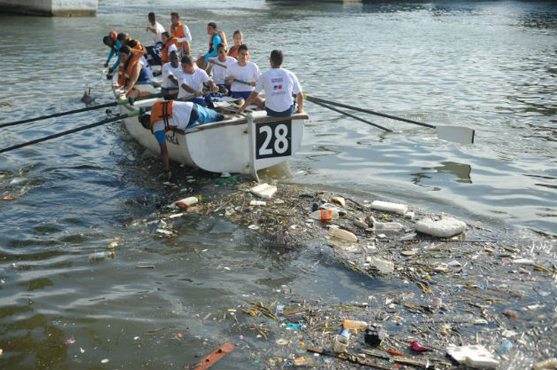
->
[415,217,467,237]
[250,183,277,199]
[446,345,499,369]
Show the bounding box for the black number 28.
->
[255,121,292,159]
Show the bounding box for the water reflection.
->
[411,161,472,186]
[435,161,472,184]
[0,312,67,369]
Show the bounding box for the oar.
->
[208,60,253,87]
[305,94,475,144]
[0,91,173,129]
[0,108,148,154]
[209,60,227,68]
[306,97,392,132]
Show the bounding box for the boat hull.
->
[113,85,307,178]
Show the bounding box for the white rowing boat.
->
[111,84,308,180]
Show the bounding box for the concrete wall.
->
[0,0,98,16]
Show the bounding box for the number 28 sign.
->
[255,121,292,159]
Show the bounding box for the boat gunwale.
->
[119,99,308,136]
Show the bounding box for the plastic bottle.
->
[175,196,198,208]
[368,216,403,232]
[370,200,408,215]
[495,339,513,355]
[533,358,557,370]
[328,227,358,243]
[342,320,368,331]
[88,251,115,261]
[309,209,339,221]
[333,328,350,353]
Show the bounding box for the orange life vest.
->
[150,100,175,133]
[117,50,147,87]
[161,37,178,64]
[228,45,240,58]
[109,30,117,42]
[170,23,188,48]
[127,38,144,52]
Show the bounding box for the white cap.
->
[168,44,178,54]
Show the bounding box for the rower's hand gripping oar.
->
[304,94,475,144]
[0,90,174,129]
[0,107,150,154]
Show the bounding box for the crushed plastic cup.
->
[333,328,350,353]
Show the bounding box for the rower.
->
[161,48,181,100]
[117,32,145,52]
[177,55,218,106]
[103,31,121,79]
[227,30,244,58]
[160,31,179,64]
[138,100,229,180]
[145,12,165,65]
[236,49,303,117]
[224,44,263,107]
[170,12,192,56]
[206,43,236,95]
[196,22,227,70]
[117,45,154,98]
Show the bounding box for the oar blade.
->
[435,126,475,144]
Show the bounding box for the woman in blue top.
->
[196,22,226,70]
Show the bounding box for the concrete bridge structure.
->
[0,0,98,16]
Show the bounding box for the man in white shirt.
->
[224,44,263,107]
[145,12,165,65]
[161,48,181,100]
[139,100,229,180]
[207,43,236,94]
[236,49,303,117]
[178,55,218,106]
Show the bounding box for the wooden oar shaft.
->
[207,61,252,86]
[0,102,117,128]
[306,95,436,129]
[209,59,227,68]
[0,108,149,154]
[0,91,170,129]
[235,79,252,86]
[306,96,392,132]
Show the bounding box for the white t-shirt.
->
[152,101,194,132]
[225,61,261,92]
[209,56,236,85]
[149,21,165,44]
[178,67,211,99]
[255,68,302,112]
[162,62,182,88]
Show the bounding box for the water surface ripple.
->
[0,1,556,368]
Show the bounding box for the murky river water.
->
[0,1,556,368]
